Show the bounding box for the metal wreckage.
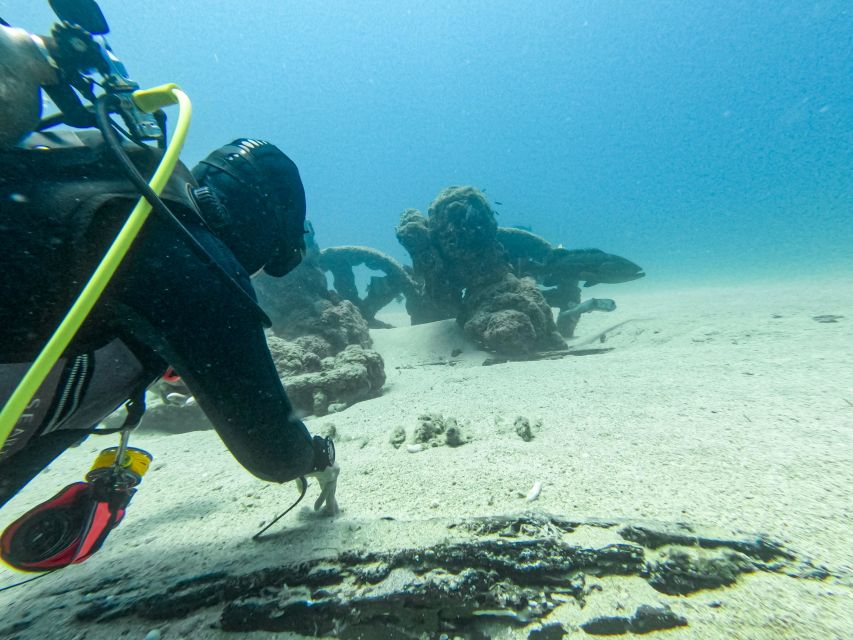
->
[240,184,645,417]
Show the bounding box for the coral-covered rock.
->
[397,187,566,355]
[253,225,372,352]
[395,208,460,324]
[459,273,564,355]
[317,299,372,351]
[282,345,385,416]
[427,186,506,290]
[256,271,371,353]
[252,226,384,414]
[464,308,536,355]
[266,336,323,377]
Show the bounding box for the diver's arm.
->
[0,25,57,147]
[168,326,317,483]
[112,221,317,483]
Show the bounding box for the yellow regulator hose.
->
[0,85,192,451]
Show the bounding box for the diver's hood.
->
[192,139,307,278]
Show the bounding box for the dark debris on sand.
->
[24,514,833,640]
[581,604,688,635]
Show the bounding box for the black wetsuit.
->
[0,132,314,507]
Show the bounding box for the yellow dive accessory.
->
[87,445,152,486]
[0,84,192,452]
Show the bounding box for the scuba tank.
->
[2,129,198,219]
[0,23,57,147]
[0,129,201,363]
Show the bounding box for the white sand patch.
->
[1,279,850,639]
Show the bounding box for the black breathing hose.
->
[93,95,272,328]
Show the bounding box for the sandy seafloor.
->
[0,277,851,639]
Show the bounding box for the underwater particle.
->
[389,426,406,448]
[515,416,534,442]
[165,392,191,406]
[526,481,542,502]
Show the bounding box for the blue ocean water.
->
[4,0,851,285]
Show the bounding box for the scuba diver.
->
[0,3,337,572]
